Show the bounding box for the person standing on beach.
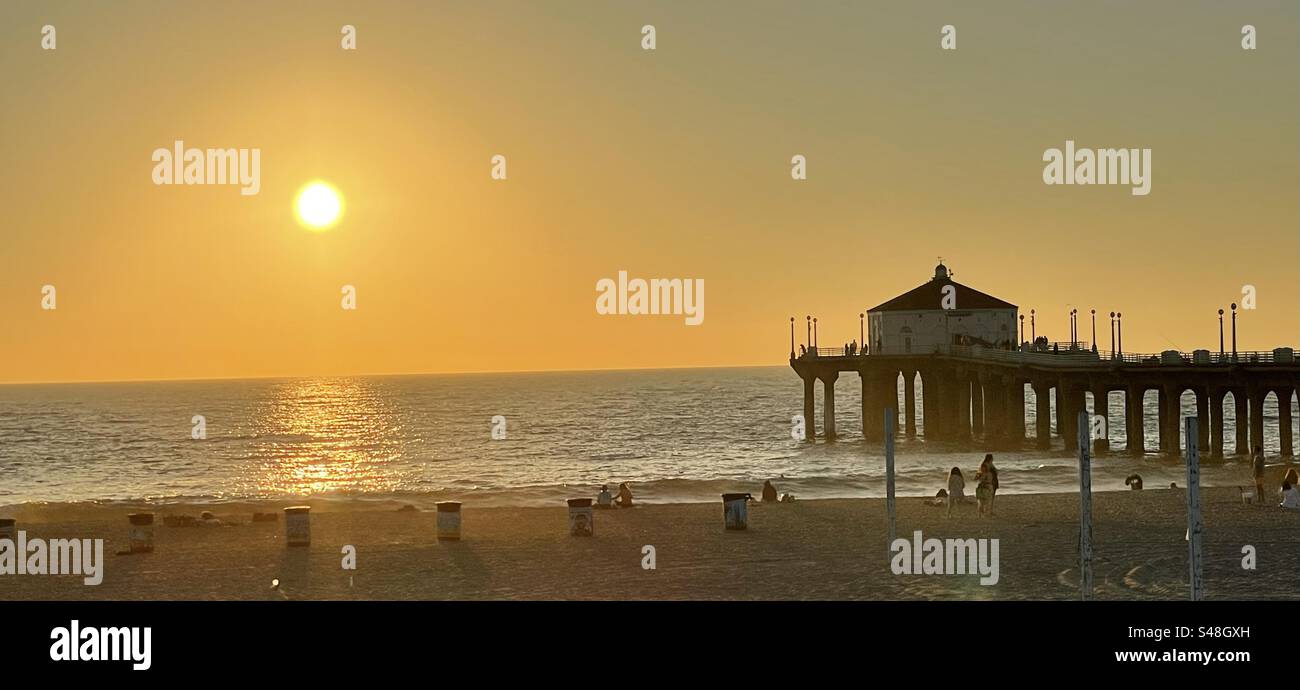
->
[1253,445,1266,503]
[975,455,999,517]
[946,467,965,517]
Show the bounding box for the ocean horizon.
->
[1,366,1292,508]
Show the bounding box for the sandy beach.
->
[3,483,1299,601]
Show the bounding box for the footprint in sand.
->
[1058,557,1186,598]
[1119,558,1185,596]
[1056,568,1080,590]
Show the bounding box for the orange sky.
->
[1,1,1297,384]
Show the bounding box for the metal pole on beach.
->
[1185,417,1204,601]
[885,407,897,560]
[1077,409,1093,601]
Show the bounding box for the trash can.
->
[722,493,752,530]
[127,512,155,553]
[284,506,311,547]
[436,501,462,541]
[567,498,594,536]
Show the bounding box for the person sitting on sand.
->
[616,483,634,508]
[596,485,613,509]
[1125,474,1143,491]
[761,480,778,503]
[1283,469,1300,499]
[926,489,949,507]
[1281,481,1300,510]
[974,454,999,517]
[946,467,965,517]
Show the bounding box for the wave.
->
[208,433,320,444]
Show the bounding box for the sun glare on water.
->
[294,181,343,230]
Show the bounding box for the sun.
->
[294,181,343,230]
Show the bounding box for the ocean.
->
[0,367,1292,507]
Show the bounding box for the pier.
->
[790,343,1300,459]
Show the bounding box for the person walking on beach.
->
[946,467,965,517]
[616,483,634,508]
[975,454,999,517]
[1253,445,1267,503]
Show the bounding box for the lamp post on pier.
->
[813,318,818,349]
[1019,314,1024,344]
[805,315,811,349]
[1231,303,1238,362]
[1218,309,1225,359]
[1117,312,1123,356]
[1030,309,1036,342]
[859,312,864,352]
[790,316,795,359]
[1090,309,1097,353]
[1109,312,1116,358]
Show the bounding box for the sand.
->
[2,485,1299,601]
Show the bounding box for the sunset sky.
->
[1,1,1297,384]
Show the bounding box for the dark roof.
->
[868,277,1017,313]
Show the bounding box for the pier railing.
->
[794,343,1299,367]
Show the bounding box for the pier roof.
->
[868,265,1017,312]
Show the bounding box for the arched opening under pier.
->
[1263,391,1280,456]
[1223,390,1241,457]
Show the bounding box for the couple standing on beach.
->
[946,455,999,518]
